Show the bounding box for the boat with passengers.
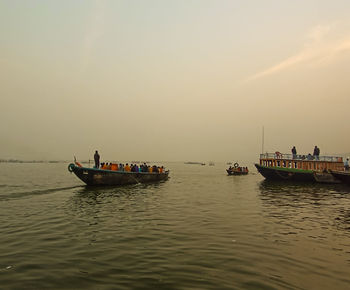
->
[68,162,169,186]
[227,163,249,175]
[255,152,344,183]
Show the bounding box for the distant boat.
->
[68,163,169,186]
[255,152,343,183]
[226,162,232,165]
[209,162,215,166]
[227,163,248,175]
[184,162,206,165]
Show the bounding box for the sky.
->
[1,0,350,162]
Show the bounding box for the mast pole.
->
[262,126,264,154]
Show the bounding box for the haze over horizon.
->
[1,0,350,163]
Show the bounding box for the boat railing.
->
[260,153,343,162]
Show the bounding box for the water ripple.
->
[0,185,83,201]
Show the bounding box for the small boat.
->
[68,163,169,186]
[255,152,343,183]
[330,170,350,185]
[209,162,215,166]
[226,163,249,175]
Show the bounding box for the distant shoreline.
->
[0,159,68,164]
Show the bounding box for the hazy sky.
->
[1,0,350,162]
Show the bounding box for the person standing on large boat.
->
[291,146,297,159]
[344,158,349,171]
[313,146,320,160]
[94,150,100,168]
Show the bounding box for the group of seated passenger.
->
[297,154,316,160]
[228,166,249,172]
[99,162,164,173]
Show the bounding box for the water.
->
[1,162,350,289]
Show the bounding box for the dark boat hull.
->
[330,170,350,185]
[68,164,169,186]
[255,164,339,183]
[226,169,248,176]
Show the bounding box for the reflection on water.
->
[259,179,350,204]
[255,179,350,290]
[67,182,165,226]
[259,179,350,194]
[258,179,350,238]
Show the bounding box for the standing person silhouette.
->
[344,158,349,171]
[94,150,100,168]
[291,146,297,159]
[313,146,320,160]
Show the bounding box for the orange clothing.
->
[102,164,108,170]
[111,164,118,171]
[159,167,163,173]
[148,167,152,173]
[125,165,131,172]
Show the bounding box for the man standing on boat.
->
[313,146,320,160]
[291,146,297,159]
[345,158,349,171]
[94,150,100,168]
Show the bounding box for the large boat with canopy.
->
[255,152,344,183]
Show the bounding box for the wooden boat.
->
[68,163,169,186]
[330,170,350,185]
[255,152,343,183]
[227,163,249,175]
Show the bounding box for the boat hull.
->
[68,164,169,186]
[226,169,248,176]
[255,164,339,183]
[330,170,350,185]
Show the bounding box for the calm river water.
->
[1,162,350,289]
